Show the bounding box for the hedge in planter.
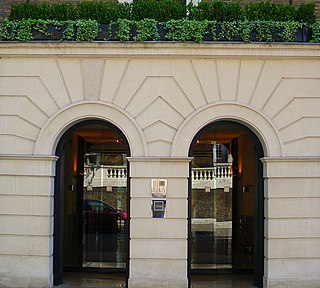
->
[1,19,318,43]
[0,19,99,41]
[9,0,186,23]
[8,0,317,24]
[9,2,79,21]
[131,0,186,22]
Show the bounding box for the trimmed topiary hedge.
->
[8,1,317,24]
[131,0,186,22]
[9,2,79,21]
[3,1,319,43]
[187,1,245,22]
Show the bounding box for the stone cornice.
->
[0,154,59,161]
[261,156,320,163]
[127,157,193,163]
[0,42,319,59]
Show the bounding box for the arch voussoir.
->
[171,102,283,158]
[34,101,147,157]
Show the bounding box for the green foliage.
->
[77,2,130,24]
[210,1,243,22]
[296,2,317,24]
[188,1,244,22]
[9,2,77,21]
[131,0,186,22]
[116,19,131,41]
[238,21,255,43]
[49,3,78,21]
[8,0,185,23]
[222,2,244,22]
[212,20,306,43]
[33,19,52,37]
[0,19,318,43]
[219,21,240,41]
[134,19,160,41]
[0,19,33,41]
[116,3,132,21]
[62,22,75,41]
[77,1,110,21]
[9,3,44,20]
[15,20,33,41]
[7,0,318,25]
[281,21,302,42]
[165,19,210,43]
[254,20,280,42]
[75,20,99,41]
[188,1,315,23]
[187,1,211,21]
[244,2,297,22]
[0,19,100,42]
[210,1,229,22]
[310,22,320,43]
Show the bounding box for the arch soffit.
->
[171,102,283,158]
[34,101,147,156]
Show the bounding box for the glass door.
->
[190,123,255,272]
[83,152,127,269]
[55,121,129,285]
[191,138,234,270]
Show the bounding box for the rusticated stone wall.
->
[0,42,319,288]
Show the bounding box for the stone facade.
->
[0,42,320,287]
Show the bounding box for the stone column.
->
[0,155,57,288]
[128,157,191,288]
[262,157,320,288]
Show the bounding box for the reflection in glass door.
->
[55,121,129,285]
[83,152,127,269]
[191,136,234,270]
[190,123,256,273]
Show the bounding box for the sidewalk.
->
[55,273,255,288]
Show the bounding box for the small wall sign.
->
[151,179,167,198]
[152,200,166,218]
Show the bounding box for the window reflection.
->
[83,152,127,269]
[191,124,254,271]
[61,123,128,272]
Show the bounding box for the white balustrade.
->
[84,163,231,189]
[192,164,232,180]
[192,163,232,189]
[106,166,127,179]
[84,165,127,188]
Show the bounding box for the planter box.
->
[302,26,312,42]
[0,21,314,43]
[32,24,66,40]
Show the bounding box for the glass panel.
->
[191,138,233,270]
[83,152,127,269]
[190,123,255,271]
[61,123,128,272]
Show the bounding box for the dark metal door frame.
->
[187,120,264,288]
[53,120,131,286]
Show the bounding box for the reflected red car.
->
[84,199,127,219]
[84,199,127,234]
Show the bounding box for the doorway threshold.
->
[191,274,255,288]
[54,272,126,288]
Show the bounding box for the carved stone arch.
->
[171,102,283,158]
[34,101,147,157]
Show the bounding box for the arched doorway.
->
[53,120,130,286]
[189,121,264,287]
